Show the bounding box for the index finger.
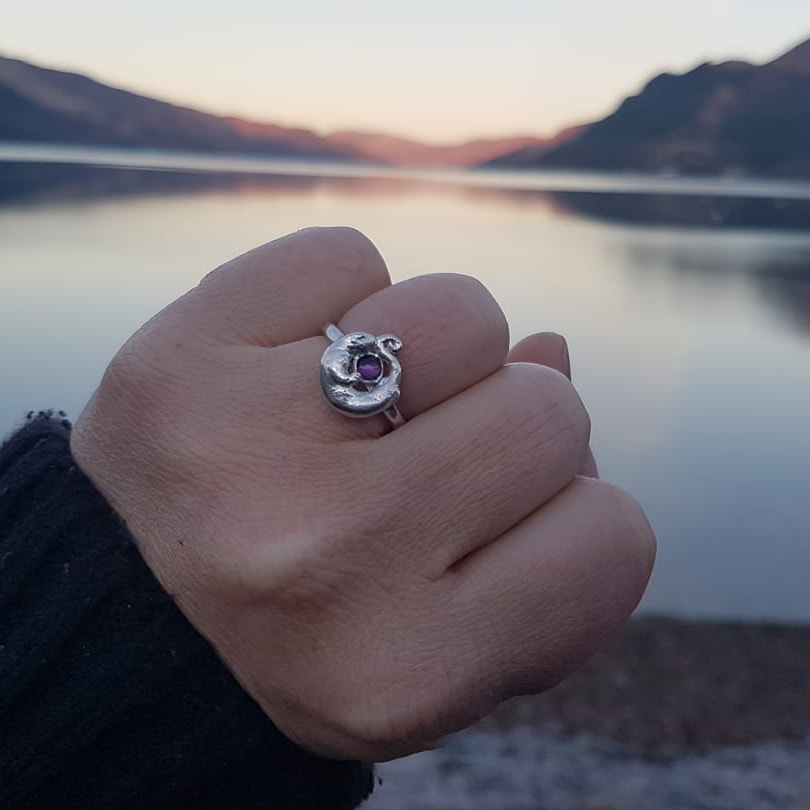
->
[175,227,391,347]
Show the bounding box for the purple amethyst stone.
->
[357,354,383,382]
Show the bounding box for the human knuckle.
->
[587,479,657,574]
[440,273,508,344]
[436,272,494,309]
[512,364,591,454]
[312,225,389,282]
[231,512,382,610]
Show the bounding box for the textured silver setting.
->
[320,324,405,427]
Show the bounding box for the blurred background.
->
[2,2,810,807]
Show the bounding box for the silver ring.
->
[320,324,405,428]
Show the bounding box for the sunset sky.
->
[4,0,809,142]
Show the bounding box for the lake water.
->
[2,147,809,623]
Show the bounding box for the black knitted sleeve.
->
[0,412,375,810]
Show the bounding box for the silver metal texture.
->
[320,324,405,427]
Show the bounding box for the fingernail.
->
[561,337,571,380]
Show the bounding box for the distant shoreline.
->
[4,142,810,202]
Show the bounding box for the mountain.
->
[487,37,810,178]
[0,53,565,168]
[328,131,553,168]
[475,124,589,168]
[0,54,367,161]
[767,37,810,76]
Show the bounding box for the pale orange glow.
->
[2,0,809,141]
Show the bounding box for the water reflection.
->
[7,160,810,231]
[617,231,810,337]
[757,272,810,336]
[549,189,810,230]
[0,161,373,206]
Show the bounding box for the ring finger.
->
[260,272,511,441]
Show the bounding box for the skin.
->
[70,226,655,762]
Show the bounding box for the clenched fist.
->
[71,227,654,762]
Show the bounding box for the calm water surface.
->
[2,150,809,622]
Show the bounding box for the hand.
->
[71,227,655,761]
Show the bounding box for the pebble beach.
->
[364,618,810,809]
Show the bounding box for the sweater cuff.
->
[0,412,374,810]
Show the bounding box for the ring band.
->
[320,324,405,427]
